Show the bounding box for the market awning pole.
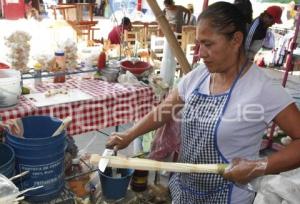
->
[137,0,142,11]
[146,0,191,74]
[202,0,209,10]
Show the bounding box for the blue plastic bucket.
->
[0,143,15,178]
[99,168,134,200]
[5,115,66,202]
[6,135,65,158]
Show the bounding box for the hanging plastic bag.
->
[148,113,181,161]
[160,38,177,87]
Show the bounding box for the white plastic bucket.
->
[0,69,21,108]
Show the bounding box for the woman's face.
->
[196,19,241,73]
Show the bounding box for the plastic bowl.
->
[120,60,152,75]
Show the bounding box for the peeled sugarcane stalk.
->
[146,0,191,74]
[91,155,228,174]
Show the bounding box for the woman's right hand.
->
[105,131,133,151]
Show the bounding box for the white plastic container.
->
[0,69,21,108]
[100,67,120,82]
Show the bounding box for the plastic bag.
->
[0,174,20,203]
[0,173,43,203]
[118,71,144,86]
[149,75,169,100]
[148,113,181,161]
[263,30,275,49]
[251,167,300,204]
[160,38,177,87]
[0,119,24,138]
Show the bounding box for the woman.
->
[106,2,300,203]
[163,0,191,33]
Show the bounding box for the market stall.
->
[0,78,156,136]
[0,73,158,203]
[0,22,162,203]
[1,0,300,203]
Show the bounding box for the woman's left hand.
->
[222,158,268,184]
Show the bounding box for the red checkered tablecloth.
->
[0,78,157,136]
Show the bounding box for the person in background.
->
[286,1,296,20]
[185,3,196,25]
[96,0,105,16]
[163,0,191,32]
[108,17,132,44]
[25,0,42,21]
[245,6,282,60]
[106,2,300,203]
[104,0,111,18]
[282,1,296,28]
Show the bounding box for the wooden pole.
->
[146,0,191,74]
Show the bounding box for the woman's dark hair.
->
[197,2,247,45]
[234,0,253,24]
[121,17,131,26]
[164,0,174,6]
